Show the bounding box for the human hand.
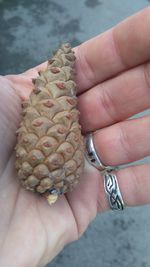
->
[76,6,150,208]
[0,6,150,267]
[0,53,100,267]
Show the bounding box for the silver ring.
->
[103,171,124,210]
[85,133,124,210]
[85,133,116,172]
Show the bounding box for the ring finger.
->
[92,115,150,166]
[96,164,150,211]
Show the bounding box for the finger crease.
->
[65,194,80,239]
[119,124,133,162]
[76,45,96,88]
[100,86,119,123]
[144,62,150,91]
[112,29,129,69]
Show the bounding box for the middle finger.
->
[79,62,150,133]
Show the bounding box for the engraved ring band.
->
[85,134,125,211]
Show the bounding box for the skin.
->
[0,6,150,267]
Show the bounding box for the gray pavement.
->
[0,0,150,266]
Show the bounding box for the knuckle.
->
[118,123,134,162]
[77,44,95,86]
[100,87,118,122]
[144,62,150,90]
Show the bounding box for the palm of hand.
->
[0,70,101,267]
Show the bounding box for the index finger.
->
[75,7,150,93]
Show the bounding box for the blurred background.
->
[0,0,150,266]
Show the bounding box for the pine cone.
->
[15,43,85,204]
